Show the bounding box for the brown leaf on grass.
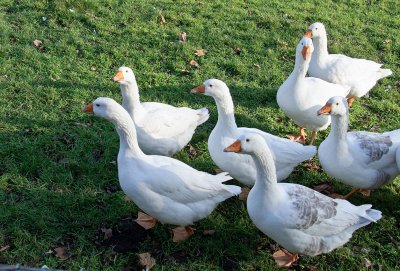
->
[253,63,261,69]
[214,168,224,174]
[194,49,205,57]
[33,39,46,52]
[101,227,113,240]
[233,47,242,55]
[303,162,320,171]
[179,32,187,42]
[308,266,318,271]
[54,246,71,261]
[272,249,299,268]
[33,39,43,47]
[159,11,166,24]
[181,69,190,75]
[91,66,96,71]
[186,143,198,159]
[312,182,334,195]
[0,245,10,252]
[138,252,156,270]
[363,258,372,268]
[203,230,215,236]
[71,122,93,127]
[189,60,200,69]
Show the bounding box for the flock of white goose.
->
[82,22,396,266]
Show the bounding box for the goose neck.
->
[251,146,280,194]
[120,82,144,119]
[214,93,237,132]
[329,114,349,146]
[111,110,145,158]
[289,54,309,81]
[313,35,329,59]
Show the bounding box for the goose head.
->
[297,37,314,61]
[317,96,349,117]
[191,79,230,99]
[83,97,124,122]
[113,66,137,85]
[224,133,266,155]
[304,22,326,39]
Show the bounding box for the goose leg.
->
[330,187,360,200]
[272,248,299,268]
[172,226,195,242]
[309,131,317,145]
[347,96,356,107]
[135,211,157,229]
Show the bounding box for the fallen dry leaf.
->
[303,162,320,171]
[0,245,10,252]
[186,143,198,158]
[363,258,372,268]
[203,230,215,236]
[138,252,156,270]
[91,66,96,71]
[253,63,261,69]
[179,32,187,42]
[159,11,166,24]
[181,69,190,75]
[33,39,42,47]
[233,47,242,55]
[54,246,71,261]
[194,49,205,57]
[189,60,200,69]
[214,168,224,174]
[33,39,46,52]
[272,249,299,268]
[312,182,334,195]
[308,265,318,271]
[101,227,113,240]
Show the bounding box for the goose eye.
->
[315,27,318,30]
[125,70,128,73]
[209,84,213,88]
[246,139,250,142]
[95,104,100,107]
[336,102,339,106]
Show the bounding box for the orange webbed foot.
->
[172,226,195,242]
[239,187,251,201]
[272,249,299,268]
[135,211,157,230]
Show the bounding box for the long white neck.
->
[213,91,237,134]
[250,144,283,198]
[119,81,145,120]
[312,34,329,60]
[288,53,309,82]
[327,112,349,149]
[109,109,145,158]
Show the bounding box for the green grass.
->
[0,0,399,270]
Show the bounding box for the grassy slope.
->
[0,0,399,270]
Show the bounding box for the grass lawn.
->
[1,0,399,270]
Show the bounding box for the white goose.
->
[318,96,400,199]
[305,22,392,106]
[114,66,209,156]
[192,79,316,187]
[277,37,351,145]
[224,133,382,267]
[83,97,240,241]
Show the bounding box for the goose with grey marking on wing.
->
[83,97,240,241]
[276,37,351,145]
[192,79,316,188]
[317,96,400,199]
[114,66,209,156]
[305,22,392,106]
[224,132,382,267]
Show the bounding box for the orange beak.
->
[317,103,332,116]
[304,29,313,38]
[113,71,124,82]
[224,140,241,153]
[301,46,311,60]
[191,84,205,94]
[82,103,94,114]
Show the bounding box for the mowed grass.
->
[0,0,399,270]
